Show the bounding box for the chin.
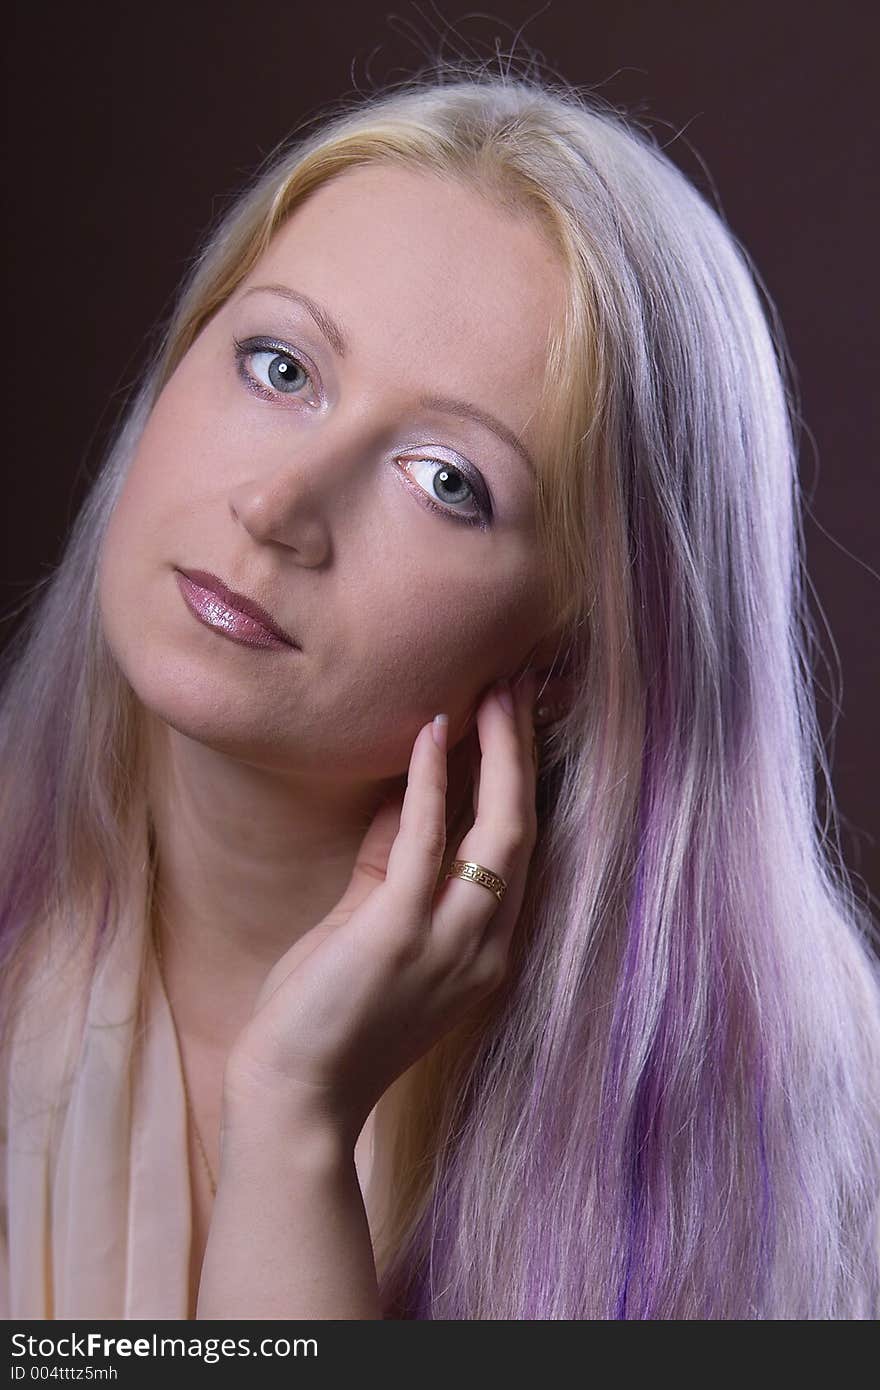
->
[111,631,253,750]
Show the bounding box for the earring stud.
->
[534,699,568,725]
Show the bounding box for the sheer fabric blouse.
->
[0,807,381,1319]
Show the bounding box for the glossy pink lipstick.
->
[174,569,298,651]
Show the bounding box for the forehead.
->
[239,164,566,418]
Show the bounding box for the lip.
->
[174,568,299,650]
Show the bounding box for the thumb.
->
[335,791,405,914]
[251,793,406,1016]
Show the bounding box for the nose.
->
[227,426,368,564]
[228,467,327,564]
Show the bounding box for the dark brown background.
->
[4,2,878,904]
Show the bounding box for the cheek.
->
[98,372,229,586]
[342,565,537,723]
[96,391,204,660]
[117,361,228,510]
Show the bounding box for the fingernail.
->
[494,678,515,716]
[432,712,449,750]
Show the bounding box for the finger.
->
[511,668,540,800]
[431,678,533,947]
[473,673,534,837]
[444,723,478,831]
[383,714,449,917]
[470,732,482,819]
[334,793,405,914]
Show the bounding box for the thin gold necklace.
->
[151,915,218,1199]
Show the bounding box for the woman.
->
[1,59,879,1320]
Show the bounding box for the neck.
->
[142,715,476,1054]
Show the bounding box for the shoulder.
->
[0,907,100,1135]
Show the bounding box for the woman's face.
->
[99,163,568,780]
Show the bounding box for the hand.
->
[222,668,539,1152]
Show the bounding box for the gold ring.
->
[445,859,507,903]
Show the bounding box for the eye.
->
[233,336,316,400]
[232,336,493,530]
[397,454,491,528]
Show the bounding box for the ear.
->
[514,627,580,723]
[531,670,578,723]
[524,617,578,674]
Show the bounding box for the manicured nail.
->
[494,678,515,716]
[432,713,449,750]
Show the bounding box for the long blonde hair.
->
[2,57,879,1317]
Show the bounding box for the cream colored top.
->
[0,816,381,1320]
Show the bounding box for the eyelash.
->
[231,335,493,529]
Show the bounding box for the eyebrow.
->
[241,283,537,476]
